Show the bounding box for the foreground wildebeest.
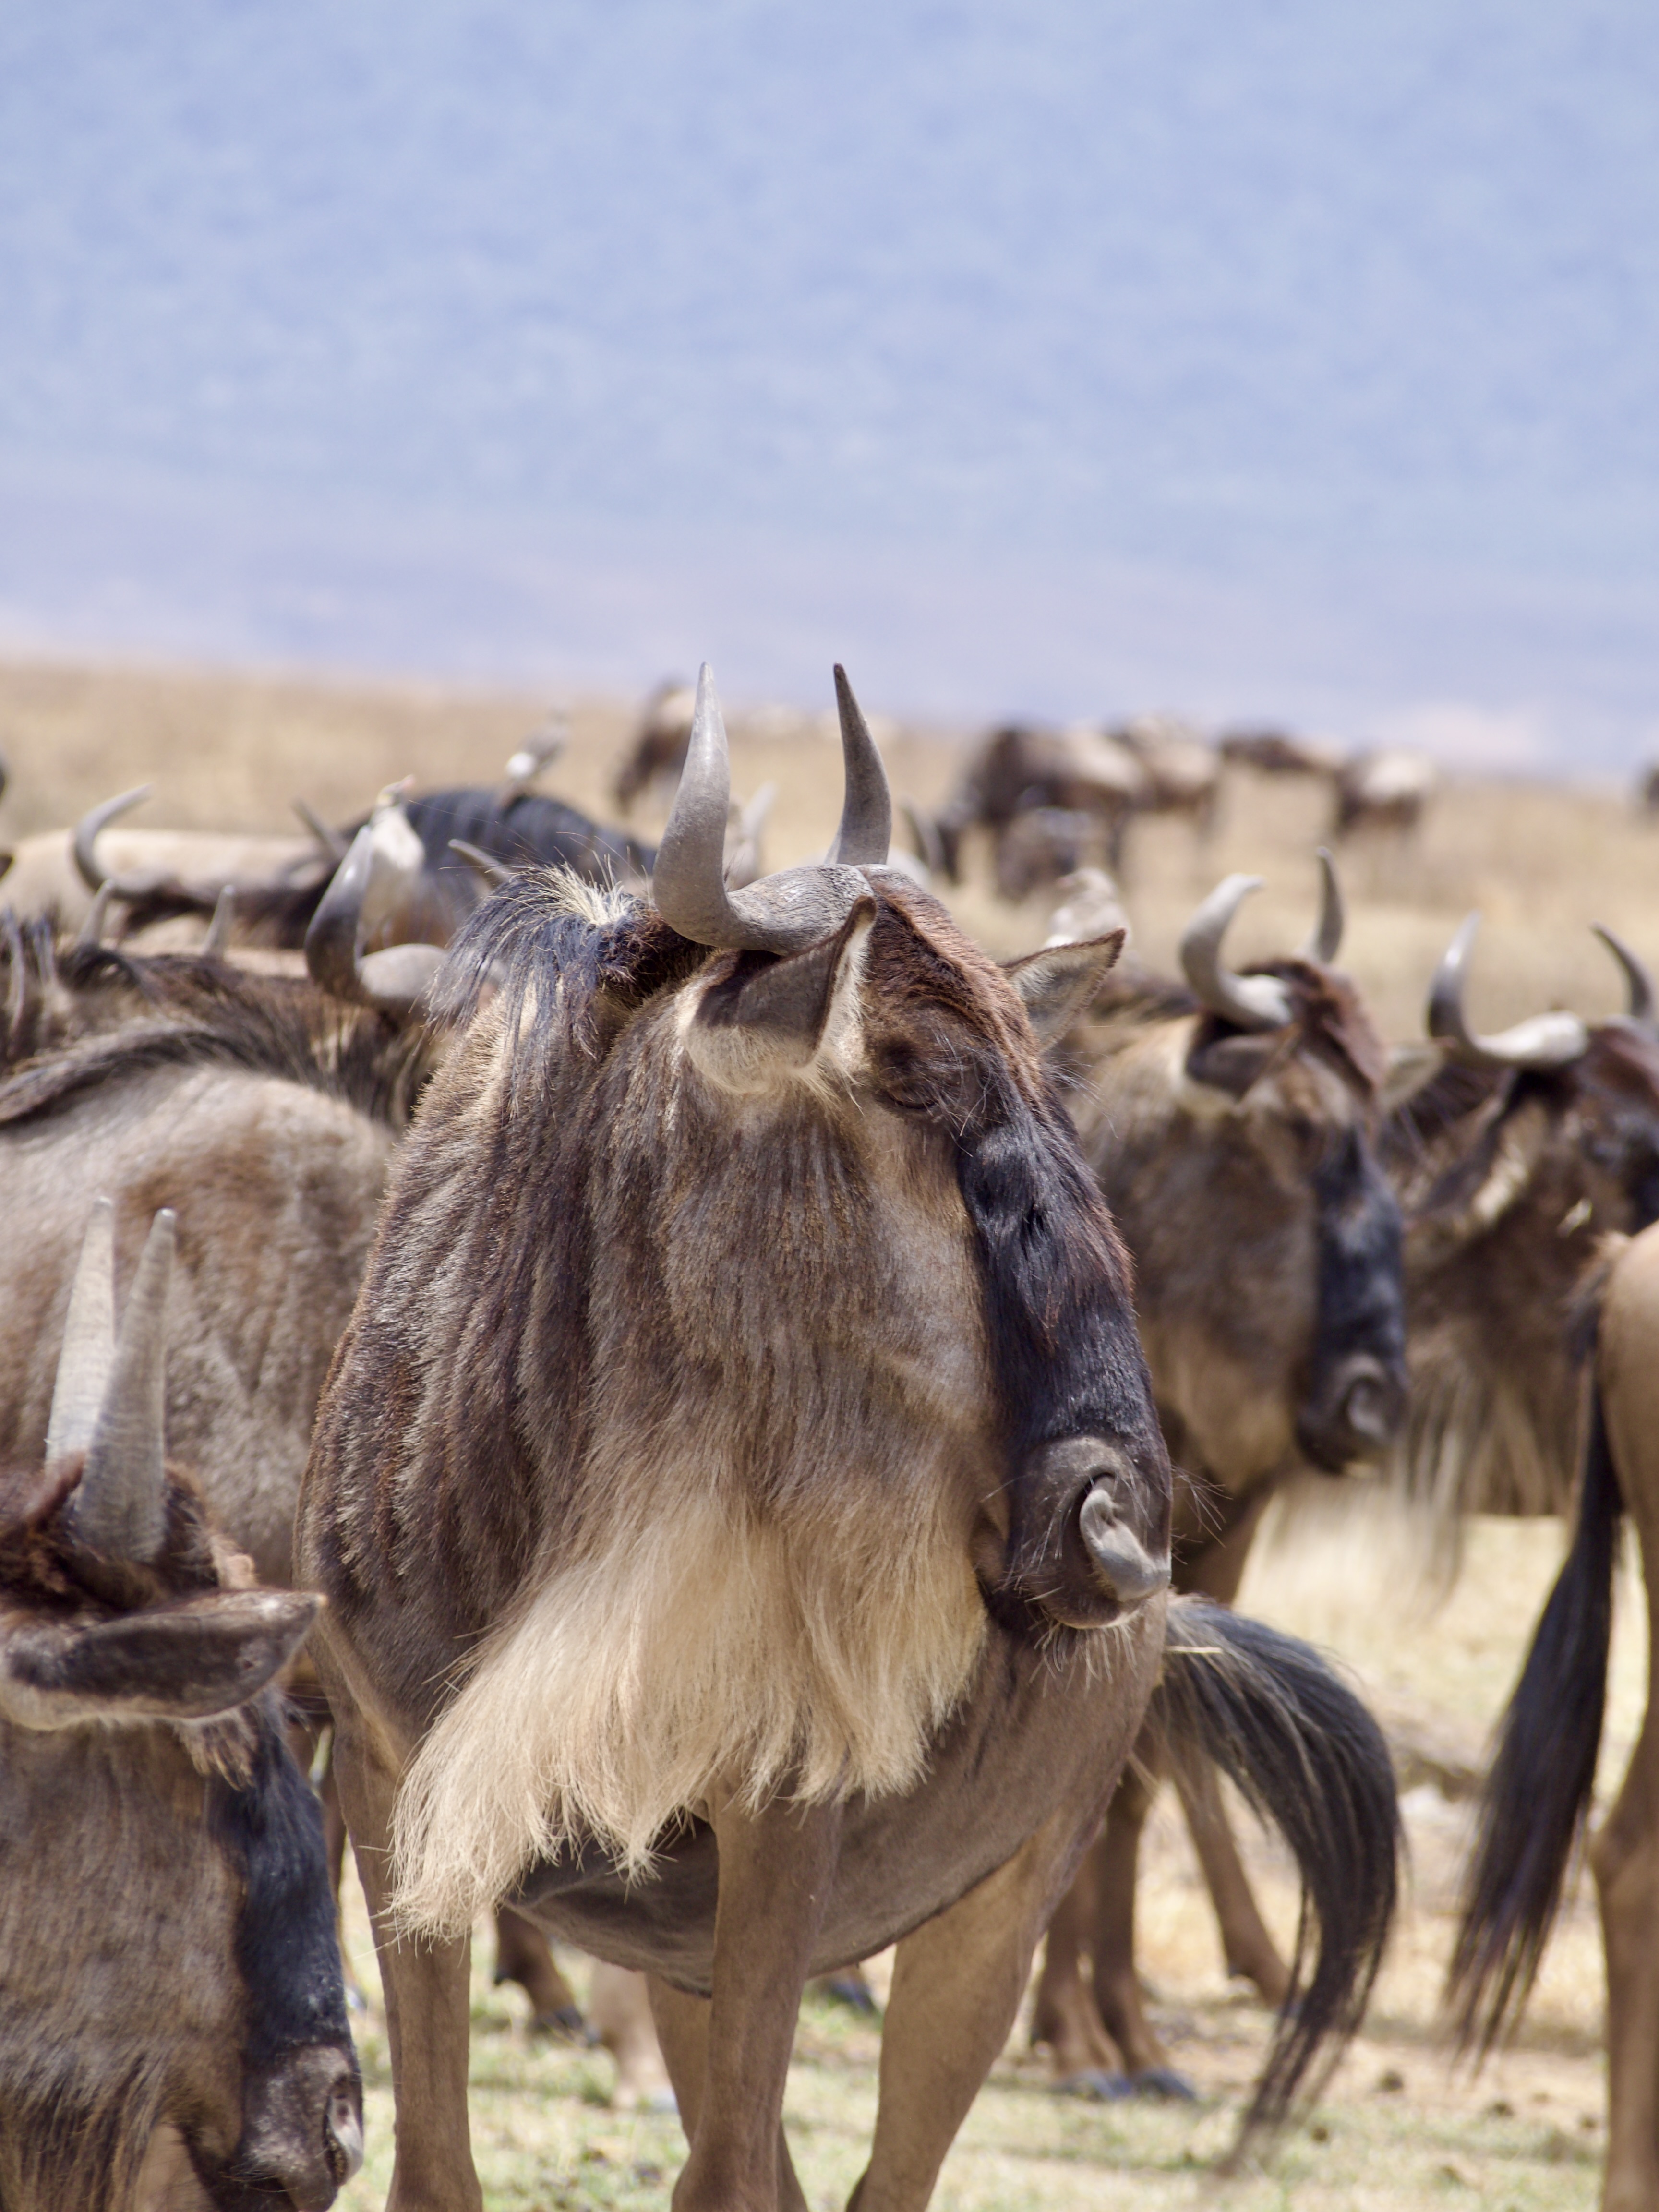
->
[1359,919,1659,2212]
[0,1202,361,2211]
[1031,855,1408,2093]
[299,666,1399,2211]
[1446,1218,1659,2212]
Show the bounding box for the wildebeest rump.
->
[299,667,1398,2211]
[0,1203,361,2212]
[1031,859,1407,2092]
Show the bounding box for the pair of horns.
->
[305,799,444,1019]
[45,1200,174,1563]
[651,665,891,952]
[1179,850,1344,1032]
[1429,917,1656,1069]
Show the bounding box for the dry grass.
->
[2,653,1646,2210]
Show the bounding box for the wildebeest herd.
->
[0,669,1653,2212]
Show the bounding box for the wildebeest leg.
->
[649,1978,805,2208]
[592,1962,675,2112]
[1170,1757,1291,2004]
[1083,1748,1195,2093]
[331,1715,481,2212]
[1590,1489,1659,2212]
[1027,1828,1127,2092]
[1175,1498,1290,2006]
[492,1906,584,2035]
[668,1791,842,2212]
[849,1808,1084,2212]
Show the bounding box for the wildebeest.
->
[0,1201,361,2211]
[1111,714,1220,836]
[1031,854,1408,2093]
[926,721,1146,884]
[1332,747,1438,842]
[298,665,1399,2209]
[613,679,697,812]
[1444,1216,1659,2212]
[0,785,324,939]
[1217,729,1345,780]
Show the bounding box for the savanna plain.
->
[2,656,1650,2212]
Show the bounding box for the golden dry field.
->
[2,653,1652,2211]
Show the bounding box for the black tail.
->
[1446,1382,1622,2053]
[1154,1596,1400,2139]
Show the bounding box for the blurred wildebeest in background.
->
[926,721,1146,884]
[300,666,1399,2208]
[1217,728,1346,781]
[1111,714,1220,838]
[1333,746,1439,842]
[1032,852,1408,2095]
[0,1202,361,2212]
[612,679,697,813]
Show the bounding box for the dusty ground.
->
[3,653,1652,2209]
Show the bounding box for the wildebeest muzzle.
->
[1004,1435,1171,1631]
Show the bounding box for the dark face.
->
[854,890,1173,1631]
[0,1466,361,2211]
[1295,1124,1409,1474]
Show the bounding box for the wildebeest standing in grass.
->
[299,666,1399,2212]
[1031,855,1408,2094]
[1374,918,1659,2212]
[0,1202,361,2212]
[0,864,600,2042]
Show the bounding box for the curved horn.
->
[202,886,235,957]
[1593,923,1657,1032]
[293,798,349,866]
[1427,914,1589,1069]
[652,666,870,953]
[1299,847,1345,964]
[77,882,116,949]
[73,1208,174,1562]
[828,666,891,865]
[46,1199,117,1466]
[1178,876,1295,1031]
[449,839,514,890]
[72,788,151,894]
[305,824,444,1019]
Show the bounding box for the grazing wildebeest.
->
[1332,747,1438,842]
[299,667,1399,2211]
[926,721,1145,885]
[1217,730,1345,780]
[613,680,698,813]
[1031,854,1408,2094]
[0,1202,361,2212]
[1111,714,1220,837]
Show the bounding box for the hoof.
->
[1054,2069,1133,2101]
[529,2004,587,2042]
[819,1974,880,2017]
[1131,2066,1198,2102]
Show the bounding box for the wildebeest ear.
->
[1002,932,1125,1046]
[0,1588,320,1731]
[687,898,876,1092]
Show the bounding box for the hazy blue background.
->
[1,1,1655,763]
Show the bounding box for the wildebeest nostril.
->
[1077,1486,1169,1609]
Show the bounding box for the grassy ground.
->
[3,654,1649,2208]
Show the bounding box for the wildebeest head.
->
[1054,856,1407,1496]
[452,667,1171,1639]
[0,1204,361,2212]
[1384,916,1659,1518]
